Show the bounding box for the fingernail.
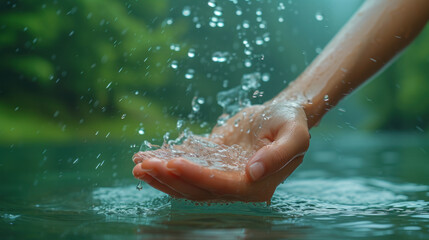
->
[249,162,265,181]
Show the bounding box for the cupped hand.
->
[132,101,310,203]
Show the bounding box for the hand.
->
[132,101,310,203]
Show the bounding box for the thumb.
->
[246,125,309,181]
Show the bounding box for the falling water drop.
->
[182,6,191,16]
[138,128,145,135]
[136,181,143,191]
[255,37,264,45]
[185,69,195,79]
[244,59,252,67]
[170,60,178,69]
[315,12,324,21]
[262,73,270,82]
[242,20,250,29]
[212,52,229,63]
[187,48,196,58]
[208,0,216,8]
[197,97,205,104]
[214,7,223,16]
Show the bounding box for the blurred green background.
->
[1,0,428,146]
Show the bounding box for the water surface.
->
[1,133,428,239]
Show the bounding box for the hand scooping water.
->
[132,102,310,203]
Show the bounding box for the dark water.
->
[1,133,428,239]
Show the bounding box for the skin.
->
[133,0,429,203]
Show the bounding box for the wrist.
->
[268,82,326,129]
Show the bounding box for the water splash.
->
[136,133,255,172]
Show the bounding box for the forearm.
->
[273,0,429,128]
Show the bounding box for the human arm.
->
[133,0,429,203]
[244,0,429,183]
[275,0,429,128]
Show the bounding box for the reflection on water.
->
[1,134,429,239]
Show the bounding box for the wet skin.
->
[133,102,310,203]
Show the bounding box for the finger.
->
[133,164,185,198]
[166,158,246,196]
[140,158,213,200]
[246,123,309,181]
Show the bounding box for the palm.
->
[133,102,310,203]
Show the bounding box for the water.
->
[1,133,428,239]
[135,134,255,171]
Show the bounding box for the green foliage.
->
[0,0,188,143]
[1,0,428,144]
[360,25,429,131]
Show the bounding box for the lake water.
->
[1,133,428,239]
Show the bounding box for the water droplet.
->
[242,20,250,29]
[177,120,184,130]
[255,37,264,45]
[244,59,252,67]
[197,97,205,104]
[278,17,284,23]
[263,33,270,42]
[166,18,173,25]
[69,31,74,36]
[185,69,195,79]
[256,9,262,16]
[170,60,178,69]
[324,95,329,102]
[212,52,229,63]
[315,12,324,21]
[222,80,229,88]
[170,44,180,51]
[214,7,223,16]
[138,128,145,135]
[236,9,242,16]
[192,104,200,112]
[234,119,240,127]
[278,2,285,10]
[163,132,170,143]
[121,113,127,119]
[136,181,143,190]
[191,97,200,113]
[187,48,196,58]
[182,6,191,16]
[208,0,216,8]
[262,73,270,82]
[370,58,377,62]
